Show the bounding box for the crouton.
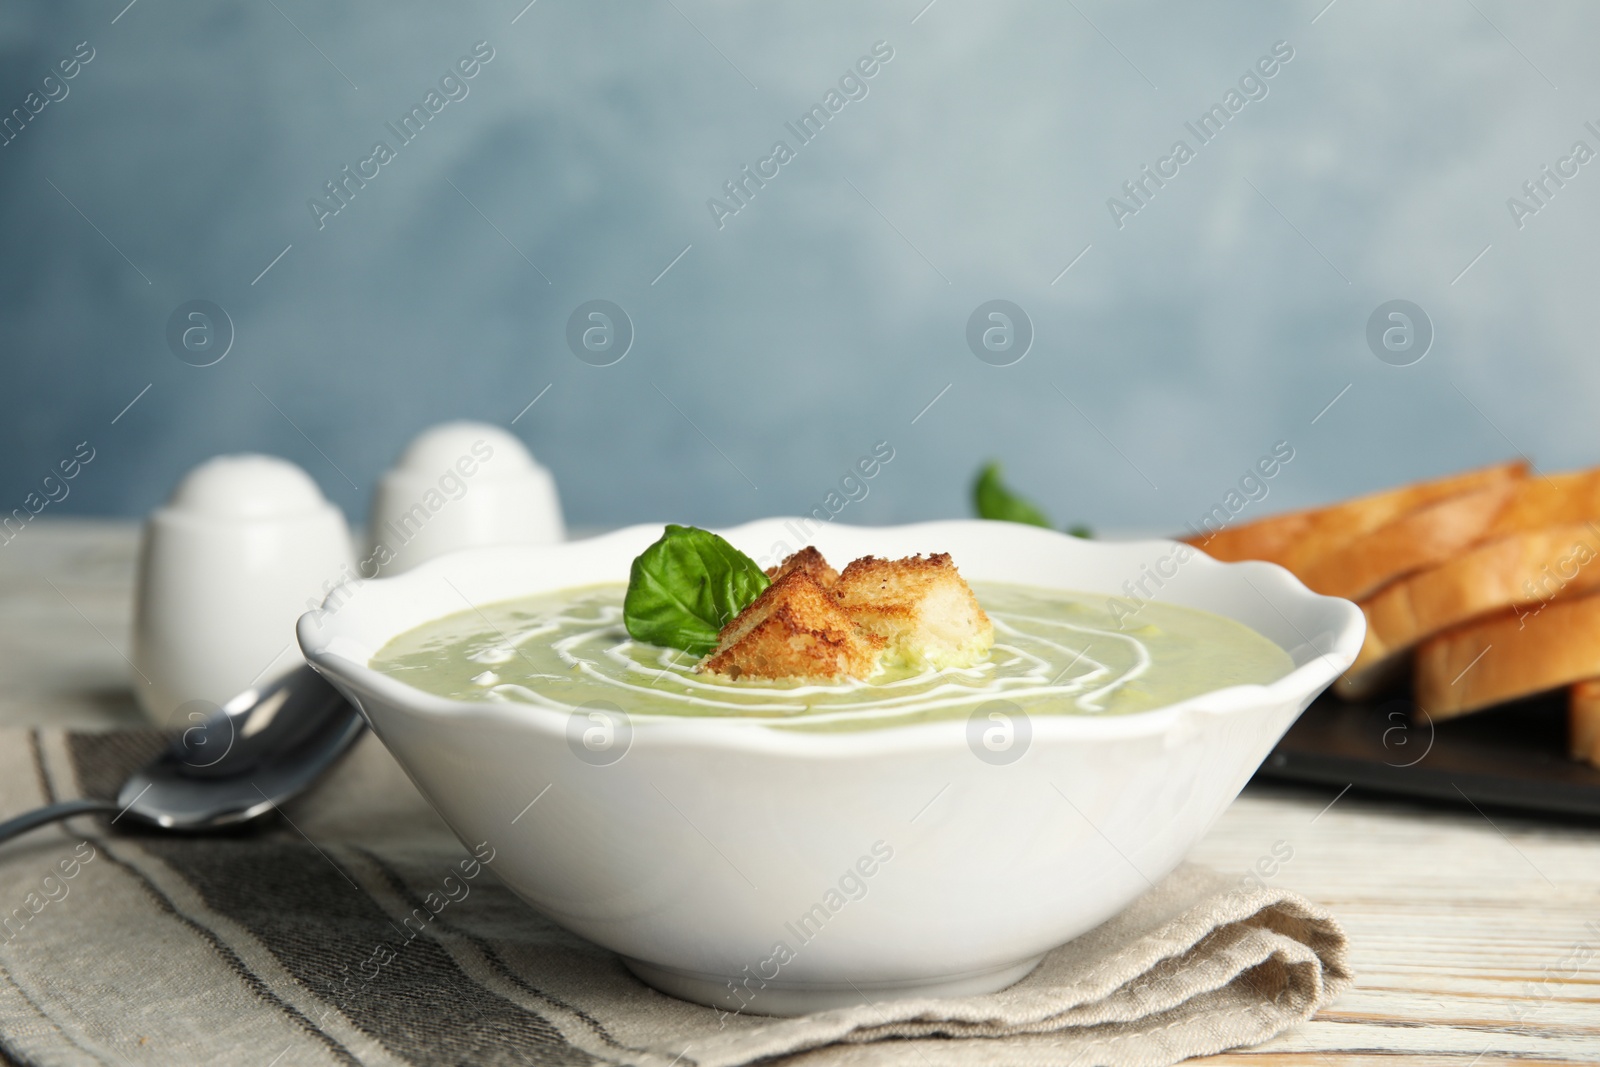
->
[698,569,883,682]
[766,546,839,588]
[831,554,994,669]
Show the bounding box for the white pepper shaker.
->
[131,455,355,724]
[367,421,563,576]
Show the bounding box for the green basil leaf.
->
[624,524,771,655]
[973,462,1053,528]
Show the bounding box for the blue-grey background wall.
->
[3,1,1595,533]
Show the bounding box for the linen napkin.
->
[0,727,1350,1067]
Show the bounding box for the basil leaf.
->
[624,524,771,655]
[973,462,1053,528]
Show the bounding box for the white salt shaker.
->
[131,455,356,725]
[367,421,563,576]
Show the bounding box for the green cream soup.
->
[369,582,1294,731]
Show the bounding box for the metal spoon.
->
[0,665,364,844]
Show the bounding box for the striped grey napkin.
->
[0,728,1349,1067]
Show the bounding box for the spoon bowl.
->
[0,666,364,844]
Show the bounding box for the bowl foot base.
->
[622,954,1045,1017]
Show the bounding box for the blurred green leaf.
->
[973,462,1053,528]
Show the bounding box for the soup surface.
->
[369,582,1294,730]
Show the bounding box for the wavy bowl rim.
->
[297,519,1365,756]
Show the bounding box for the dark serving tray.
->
[1253,691,1600,820]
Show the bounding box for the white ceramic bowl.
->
[297,519,1363,1016]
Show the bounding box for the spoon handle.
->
[0,799,120,846]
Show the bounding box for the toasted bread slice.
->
[1298,479,1523,601]
[766,546,839,588]
[1338,522,1600,698]
[1482,468,1600,540]
[1184,508,1312,569]
[1415,593,1600,719]
[698,569,882,682]
[831,554,994,669]
[1189,461,1528,571]
[1568,680,1600,768]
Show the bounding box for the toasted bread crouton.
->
[766,546,839,588]
[832,554,994,669]
[698,570,883,682]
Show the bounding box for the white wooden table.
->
[7,521,1598,1064]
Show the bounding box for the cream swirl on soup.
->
[370,581,1293,731]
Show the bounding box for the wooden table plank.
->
[0,519,145,729]
[1189,787,1600,1062]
